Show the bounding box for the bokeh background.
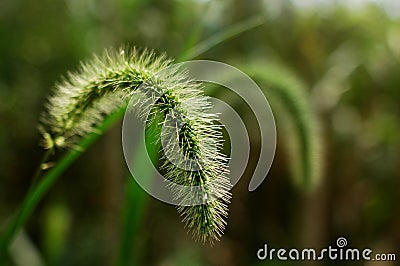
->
[0,0,399,265]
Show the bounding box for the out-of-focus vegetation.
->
[0,0,399,265]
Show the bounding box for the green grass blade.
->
[117,179,149,266]
[116,113,162,266]
[176,2,212,62]
[179,15,265,61]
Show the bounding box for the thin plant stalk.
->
[0,107,126,262]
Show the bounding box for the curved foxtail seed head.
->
[40,47,231,242]
[41,47,171,148]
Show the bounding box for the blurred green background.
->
[0,0,399,265]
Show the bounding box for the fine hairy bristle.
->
[40,46,231,242]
